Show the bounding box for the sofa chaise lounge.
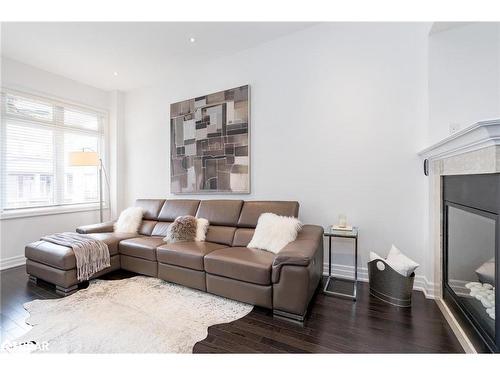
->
[25,199,324,321]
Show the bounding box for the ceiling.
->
[1,22,316,91]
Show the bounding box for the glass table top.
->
[324,226,358,238]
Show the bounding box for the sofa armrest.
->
[76,221,115,234]
[271,225,324,283]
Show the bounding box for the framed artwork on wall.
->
[170,85,250,194]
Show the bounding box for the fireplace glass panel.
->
[447,205,496,340]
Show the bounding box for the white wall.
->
[1,211,104,269]
[0,57,114,269]
[428,23,500,144]
[124,23,430,283]
[109,90,126,217]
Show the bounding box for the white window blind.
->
[1,89,106,212]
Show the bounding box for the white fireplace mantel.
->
[419,119,500,161]
[420,118,500,353]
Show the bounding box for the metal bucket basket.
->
[367,259,415,307]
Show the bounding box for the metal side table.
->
[323,227,358,300]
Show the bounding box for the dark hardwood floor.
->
[0,266,463,353]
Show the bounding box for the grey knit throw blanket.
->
[41,232,110,282]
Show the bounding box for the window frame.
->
[0,87,109,220]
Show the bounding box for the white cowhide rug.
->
[9,276,252,353]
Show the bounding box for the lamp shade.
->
[68,151,99,167]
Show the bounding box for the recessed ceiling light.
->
[189,37,196,43]
[113,72,118,76]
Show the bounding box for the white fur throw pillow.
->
[114,207,144,234]
[247,213,303,254]
[195,218,209,242]
[385,244,419,277]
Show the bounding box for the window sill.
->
[0,203,108,220]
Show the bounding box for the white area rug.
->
[12,276,252,353]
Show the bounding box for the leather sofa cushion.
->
[25,232,136,270]
[88,233,138,255]
[157,241,227,270]
[151,221,172,237]
[232,228,254,247]
[205,226,236,246]
[158,199,200,221]
[138,220,157,236]
[196,200,243,226]
[26,241,77,270]
[237,201,299,228]
[135,199,165,220]
[204,247,275,285]
[119,236,165,261]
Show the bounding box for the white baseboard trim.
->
[323,262,437,299]
[0,255,26,271]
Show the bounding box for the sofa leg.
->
[28,275,38,285]
[55,284,78,297]
[273,309,306,322]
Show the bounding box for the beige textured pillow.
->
[164,216,198,243]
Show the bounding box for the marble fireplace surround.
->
[419,118,500,353]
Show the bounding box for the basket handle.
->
[368,259,392,272]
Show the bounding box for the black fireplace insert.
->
[443,174,499,353]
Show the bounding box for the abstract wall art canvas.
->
[170,85,250,194]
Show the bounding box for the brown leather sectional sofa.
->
[25,199,324,321]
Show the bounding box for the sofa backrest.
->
[135,199,165,235]
[233,201,299,247]
[237,201,299,227]
[232,228,255,247]
[133,198,299,246]
[158,200,200,221]
[196,200,243,226]
[195,200,243,245]
[152,199,200,237]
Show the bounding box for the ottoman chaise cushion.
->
[26,232,137,270]
[26,241,77,270]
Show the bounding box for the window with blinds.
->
[0,89,106,212]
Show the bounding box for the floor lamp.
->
[68,150,106,223]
